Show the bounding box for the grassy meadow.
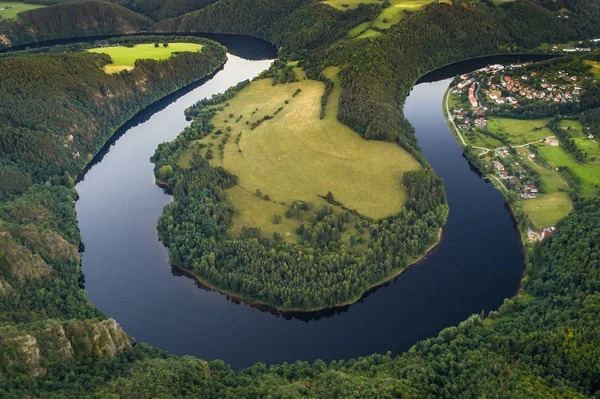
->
[487,118,553,145]
[179,67,421,237]
[537,145,600,196]
[521,192,572,228]
[88,43,203,73]
[584,60,600,78]
[329,0,445,37]
[0,2,43,20]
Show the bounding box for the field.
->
[584,60,600,79]
[487,118,552,146]
[88,43,203,73]
[325,0,444,34]
[0,2,43,20]
[537,145,600,196]
[179,67,421,237]
[521,192,572,228]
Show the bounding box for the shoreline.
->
[442,84,531,297]
[171,228,444,314]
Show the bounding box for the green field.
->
[538,145,600,196]
[0,2,43,20]
[357,29,382,39]
[584,60,600,78]
[521,192,572,228]
[487,118,553,145]
[327,0,445,33]
[88,43,203,73]
[179,67,421,236]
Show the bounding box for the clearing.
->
[179,67,421,237]
[487,118,552,146]
[0,2,43,20]
[521,192,572,228]
[584,60,600,79]
[88,43,203,73]
[537,145,600,196]
[325,0,446,36]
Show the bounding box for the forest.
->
[1,0,600,396]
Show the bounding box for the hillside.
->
[0,1,150,48]
[1,0,600,396]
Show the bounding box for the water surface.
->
[77,52,530,369]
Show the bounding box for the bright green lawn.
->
[487,118,553,145]
[538,145,600,196]
[88,43,203,73]
[0,2,43,20]
[357,29,382,39]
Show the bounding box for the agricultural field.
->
[487,118,552,146]
[88,43,203,73]
[537,145,600,196]
[179,67,421,238]
[521,192,572,228]
[584,60,600,79]
[328,0,445,35]
[0,1,43,20]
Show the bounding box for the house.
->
[541,226,555,238]
[493,161,504,171]
[545,137,560,146]
[475,118,487,127]
[528,193,537,199]
[526,185,538,192]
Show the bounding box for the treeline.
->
[0,1,150,49]
[2,198,598,398]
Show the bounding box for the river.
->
[76,45,541,369]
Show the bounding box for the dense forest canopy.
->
[1,0,600,396]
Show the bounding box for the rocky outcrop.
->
[17,226,79,264]
[65,318,131,360]
[0,234,52,281]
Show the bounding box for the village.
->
[446,61,599,241]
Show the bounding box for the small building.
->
[493,161,505,171]
[528,193,537,199]
[475,118,487,127]
[589,134,595,140]
[545,137,560,146]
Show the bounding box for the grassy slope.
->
[180,68,420,228]
[0,2,43,20]
[487,117,553,145]
[89,43,203,73]
[325,0,445,30]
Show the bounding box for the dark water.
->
[76,52,531,369]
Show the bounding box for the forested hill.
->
[0,1,150,48]
[108,0,220,21]
[157,0,600,157]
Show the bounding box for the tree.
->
[154,42,159,48]
[325,191,335,203]
[163,42,169,48]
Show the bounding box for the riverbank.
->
[170,228,444,314]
